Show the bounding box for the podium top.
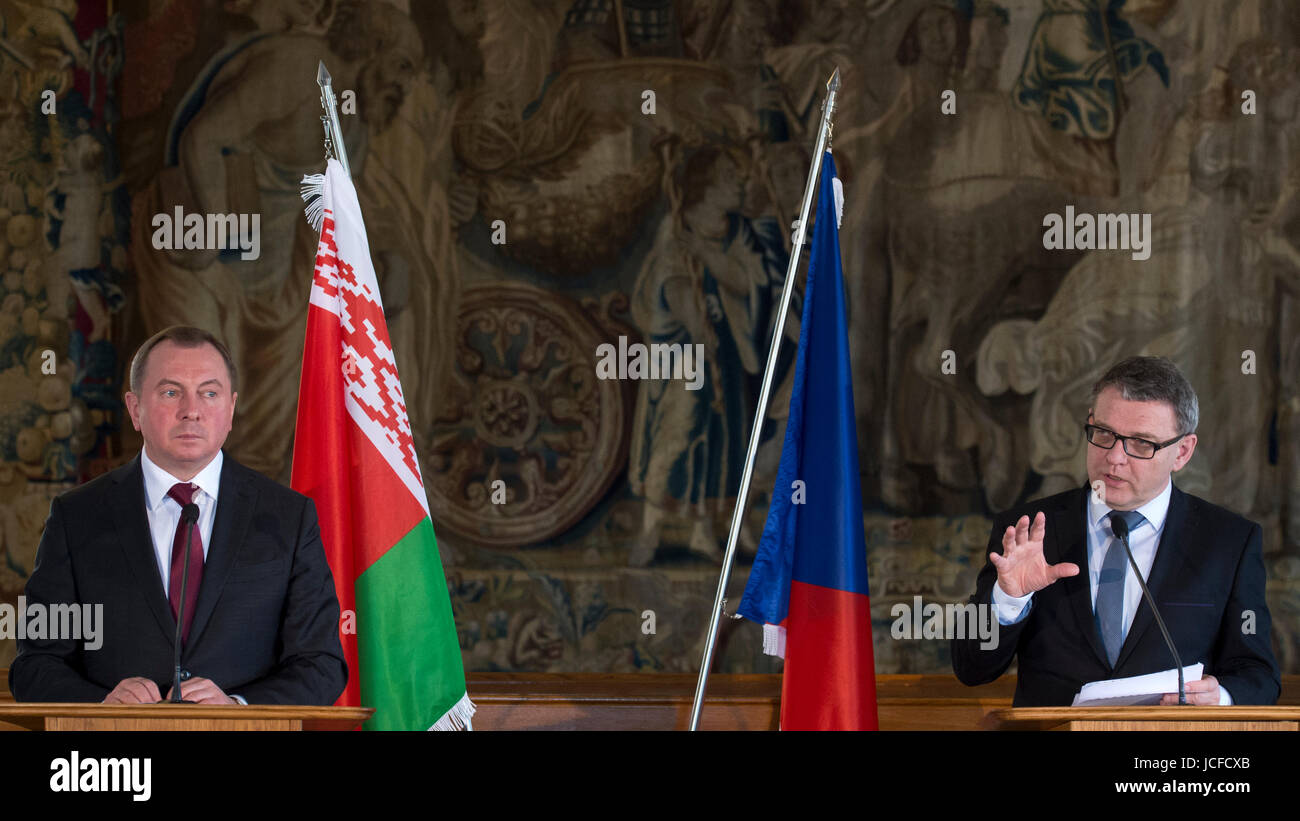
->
[985,706,1300,731]
[0,702,373,732]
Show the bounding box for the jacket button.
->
[180,669,192,681]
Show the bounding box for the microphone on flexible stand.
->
[168,503,201,704]
[1110,513,1187,705]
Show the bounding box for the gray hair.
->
[1091,356,1199,435]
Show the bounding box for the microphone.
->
[169,503,201,704]
[1110,513,1187,705]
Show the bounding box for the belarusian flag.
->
[291,158,473,731]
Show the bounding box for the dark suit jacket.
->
[951,483,1280,706]
[8,451,347,704]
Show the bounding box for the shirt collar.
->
[140,447,224,511]
[1088,477,1173,533]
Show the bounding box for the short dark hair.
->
[129,326,238,395]
[1091,356,1198,435]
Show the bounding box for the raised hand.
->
[988,512,1079,598]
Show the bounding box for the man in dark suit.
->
[9,326,346,705]
[952,356,1279,706]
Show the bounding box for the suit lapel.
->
[186,452,254,647]
[1055,484,1110,669]
[1116,484,1191,670]
[110,455,177,644]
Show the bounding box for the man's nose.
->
[1106,443,1127,465]
[178,394,201,418]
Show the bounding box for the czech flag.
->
[737,152,878,730]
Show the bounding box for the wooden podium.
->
[984,706,1300,731]
[3,669,1295,729]
[0,703,372,732]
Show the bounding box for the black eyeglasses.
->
[1084,423,1186,459]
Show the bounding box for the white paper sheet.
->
[1071,664,1205,706]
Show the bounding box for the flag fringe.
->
[762,623,787,658]
[300,172,327,232]
[427,691,477,731]
[832,176,844,229]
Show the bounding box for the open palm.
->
[989,512,1079,598]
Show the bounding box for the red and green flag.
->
[291,158,473,730]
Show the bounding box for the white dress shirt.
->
[1082,478,1172,632]
[140,448,247,704]
[140,446,222,595]
[989,479,1231,704]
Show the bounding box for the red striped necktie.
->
[167,482,204,644]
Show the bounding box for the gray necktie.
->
[1096,510,1146,667]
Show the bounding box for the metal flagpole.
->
[688,68,841,731]
[316,60,351,176]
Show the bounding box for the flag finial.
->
[316,60,350,176]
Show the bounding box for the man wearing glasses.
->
[952,356,1280,706]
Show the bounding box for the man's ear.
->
[1172,433,1197,471]
[124,392,142,432]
